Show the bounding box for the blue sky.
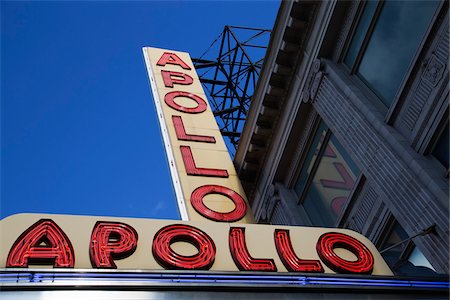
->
[1,1,279,220]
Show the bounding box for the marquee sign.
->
[142,47,254,223]
[0,214,392,275]
[0,47,394,278]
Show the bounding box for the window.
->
[345,0,440,107]
[431,122,449,170]
[294,122,360,227]
[380,220,437,276]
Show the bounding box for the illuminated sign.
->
[142,47,254,223]
[0,48,395,279]
[0,214,392,275]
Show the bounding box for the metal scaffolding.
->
[192,26,271,156]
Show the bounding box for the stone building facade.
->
[234,0,449,275]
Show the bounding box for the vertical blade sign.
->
[143,47,255,223]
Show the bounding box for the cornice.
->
[234,0,322,202]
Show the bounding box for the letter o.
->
[316,232,374,274]
[152,224,216,270]
[164,91,207,114]
[190,185,247,222]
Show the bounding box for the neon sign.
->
[5,219,75,268]
[0,48,392,278]
[0,214,392,275]
[143,47,255,223]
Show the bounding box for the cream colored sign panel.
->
[143,47,254,223]
[0,213,393,276]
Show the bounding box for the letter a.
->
[6,219,75,268]
[157,52,191,70]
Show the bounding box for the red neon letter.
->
[180,146,228,177]
[90,221,138,269]
[191,185,247,222]
[274,229,324,273]
[229,227,277,271]
[152,224,216,270]
[161,70,193,88]
[172,116,215,143]
[6,219,75,268]
[164,91,207,114]
[156,52,191,70]
[316,232,374,274]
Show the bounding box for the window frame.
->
[340,0,442,122]
[345,0,384,76]
[378,217,409,255]
[296,128,332,205]
[292,119,362,227]
[426,109,449,175]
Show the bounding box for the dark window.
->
[431,122,449,169]
[294,122,360,227]
[344,1,378,67]
[345,0,439,107]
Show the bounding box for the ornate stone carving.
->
[301,59,324,103]
[310,71,324,102]
[312,58,321,73]
[422,54,445,87]
[259,184,280,223]
[301,76,312,103]
[332,1,360,62]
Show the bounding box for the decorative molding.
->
[422,54,445,87]
[301,74,313,103]
[342,182,379,235]
[310,71,325,102]
[236,1,321,200]
[301,59,324,103]
[365,202,388,241]
[387,2,448,133]
[402,24,448,132]
[259,184,280,223]
[353,186,378,232]
[332,1,360,62]
[285,111,318,187]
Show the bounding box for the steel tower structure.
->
[192,26,271,156]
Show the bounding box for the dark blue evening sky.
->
[1,1,279,220]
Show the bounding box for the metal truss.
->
[192,26,271,156]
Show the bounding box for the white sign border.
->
[142,48,189,221]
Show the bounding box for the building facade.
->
[235,0,449,276]
[1,1,449,298]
